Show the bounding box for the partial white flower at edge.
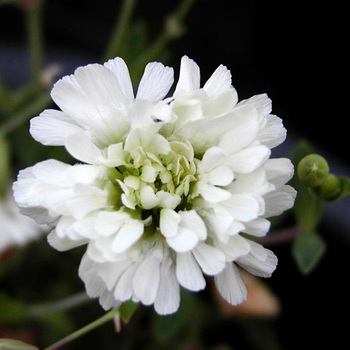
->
[0,189,48,254]
[13,55,296,315]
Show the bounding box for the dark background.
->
[0,1,348,349]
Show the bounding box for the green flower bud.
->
[297,154,329,187]
[312,173,341,201]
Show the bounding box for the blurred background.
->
[0,1,348,349]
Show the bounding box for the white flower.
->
[0,188,47,253]
[13,56,296,315]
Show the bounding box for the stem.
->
[131,0,197,83]
[44,308,120,350]
[26,0,44,86]
[0,92,51,136]
[255,226,302,246]
[103,0,138,61]
[28,291,91,317]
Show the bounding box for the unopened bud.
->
[297,154,329,187]
[312,173,341,201]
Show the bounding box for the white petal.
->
[218,109,260,155]
[223,194,261,222]
[73,63,129,108]
[174,56,200,94]
[95,211,127,236]
[264,158,294,189]
[114,264,138,302]
[237,240,278,278]
[154,262,180,315]
[178,210,207,240]
[200,147,228,172]
[32,159,70,185]
[79,254,106,298]
[207,166,234,186]
[160,208,181,238]
[264,185,297,217]
[156,191,181,210]
[112,219,144,253]
[258,115,286,149]
[30,110,82,146]
[176,251,206,291]
[51,65,129,146]
[203,64,233,96]
[136,62,174,103]
[214,263,247,305]
[98,260,131,291]
[48,230,87,251]
[66,185,108,219]
[104,57,134,103]
[139,185,161,209]
[243,218,271,237]
[238,94,272,117]
[166,227,199,253]
[64,132,104,164]
[228,145,271,174]
[196,182,231,203]
[128,99,154,129]
[133,255,161,305]
[217,234,250,260]
[124,128,170,155]
[192,243,226,275]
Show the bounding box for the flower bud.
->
[297,154,329,187]
[312,173,341,201]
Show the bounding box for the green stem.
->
[131,0,197,83]
[28,292,91,317]
[103,0,138,61]
[44,308,120,350]
[0,92,51,136]
[26,0,44,86]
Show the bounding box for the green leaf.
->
[0,339,39,350]
[0,293,28,323]
[292,233,326,274]
[119,300,139,323]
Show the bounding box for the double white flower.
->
[14,56,296,314]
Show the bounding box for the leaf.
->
[0,293,28,323]
[119,300,139,323]
[0,339,39,350]
[292,232,326,274]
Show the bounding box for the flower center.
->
[115,140,198,214]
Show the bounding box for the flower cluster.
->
[13,56,296,314]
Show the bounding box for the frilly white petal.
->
[133,254,161,305]
[192,243,226,275]
[264,185,297,217]
[64,132,104,164]
[104,57,134,103]
[214,262,247,305]
[203,64,233,96]
[30,110,81,146]
[237,240,278,278]
[174,56,200,94]
[154,262,180,315]
[176,251,206,291]
[136,62,174,103]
